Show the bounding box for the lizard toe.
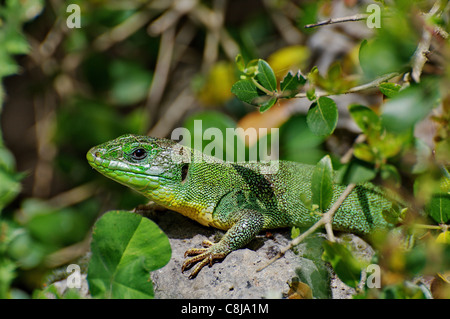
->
[181,245,227,279]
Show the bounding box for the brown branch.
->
[304,13,369,29]
[411,1,445,82]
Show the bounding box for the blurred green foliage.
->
[0,0,449,299]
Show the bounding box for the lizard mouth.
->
[86,147,163,191]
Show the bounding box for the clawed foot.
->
[181,240,227,279]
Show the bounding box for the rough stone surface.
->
[149,210,373,299]
[150,210,299,299]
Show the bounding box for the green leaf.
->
[231,79,263,106]
[22,199,95,247]
[405,245,427,276]
[255,59,277,92]
[4,31,30,55]
[311,155,333,212]
[279,114,326,164]
[243,59,259,77]
[291,226,300,239]
[306,88,316,101]
[0,168,22,211]
[337,159,377,184]
[428,194,450,224]
[380,163,401,187]
[353,143,376,163]
[381,79,440,133]
[87,211,171,299]
[358,13,419,80]
[381,203,403,225]
[348,104,382,136]
[380,282,427,299]
[322,241,363,289]
[259,96,277,113]
[295,235,330,299]
[280,71,306,99]
[327,62,342,82]
[306,97,338,136]
[235,54,245,72]
[379,82,401,98]
[34,283,83,299]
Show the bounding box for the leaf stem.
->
[251,78,276,97]
[414,223,449,231]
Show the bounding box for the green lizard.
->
[87,134,397,278]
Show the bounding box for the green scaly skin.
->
[87,134,396,278]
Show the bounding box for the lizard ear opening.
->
[181,163,189,182]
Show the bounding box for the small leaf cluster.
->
[232,55,340,137]
[232,54,306,113]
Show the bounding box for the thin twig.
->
[304,13,369,29]
[263,0,303,44]
[93,10,154,51]
[257,183,356,272]
[145,25,176,130]
[341,134,366,165]
[294,72,400,99]
[147,0,197,35]
[201,0,226,72]
[411,1,444,82]
[47,182,97,209]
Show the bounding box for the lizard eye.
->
[131,148,147,160]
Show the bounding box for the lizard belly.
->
[171,203,229,230]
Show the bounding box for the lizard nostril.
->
[95,151,101,157]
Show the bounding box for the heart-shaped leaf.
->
[87,211,171,299]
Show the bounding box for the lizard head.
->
[87,134,191,199]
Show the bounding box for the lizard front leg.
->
[182,209,265,279]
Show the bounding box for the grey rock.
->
[149,210,372,299]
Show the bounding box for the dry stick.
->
[263,0,303,44]
[257,183,356,272]
[201,0,226,72]
[304,13,369,29]
[188,2,240,60]
[44,235,91,268]
[93,10,154,51]
[147,0,197,35]
[411,1,444,82]
[145,25,176,130]
[47,182,97,209]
